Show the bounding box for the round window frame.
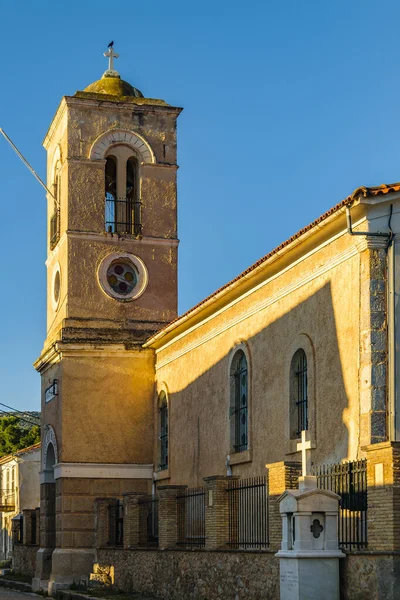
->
[98,252,148,301]
[52,263,61,311]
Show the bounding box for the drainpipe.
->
[346,203,395,441]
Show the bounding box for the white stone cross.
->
[297,430,312,477]
[104,47,119,73]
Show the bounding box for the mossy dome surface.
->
[83,75,143,98]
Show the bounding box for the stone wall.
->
[98,548,279,600]
[12,545,38,577]
[340,552,400,600]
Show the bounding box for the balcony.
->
[105,196,142,236]
[0,490,15,512]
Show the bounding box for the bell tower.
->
[33,49,182,592]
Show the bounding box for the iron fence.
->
[31,511,37,545]
[313,459,367,549]
[108,500,124,546]
[138,496,159,547]
[105,196,142,235]
[177,487,206,548]
[226,476,269,549]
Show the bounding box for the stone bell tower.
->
[33,47,182,592]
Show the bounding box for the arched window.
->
[104,150,142,235]
[105,156,117,232]
[158,392,168,471]
[50,161,61,249]
[230,350,248,453]
[290,349,308,439]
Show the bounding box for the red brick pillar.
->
[266,461,301,550]
[158,485,187,549]
[203,475,240,550]
[364,442,400,551]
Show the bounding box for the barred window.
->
[158,392,168,471]
[290,349,308,438]
[230,350,248,453]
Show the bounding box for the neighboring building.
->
[31,47,400,596]
[0,443,41,559]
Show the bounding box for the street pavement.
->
[0,591,38,600]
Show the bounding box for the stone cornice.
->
[43,98,68,149]
[354,236,390,252]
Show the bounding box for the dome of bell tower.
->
[83,74,143,98]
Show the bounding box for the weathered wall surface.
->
[12,545,38,577]
[154,229,362,486]
[98,548,279,600]
[340,553,400,600]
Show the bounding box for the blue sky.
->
[1,0,400,411]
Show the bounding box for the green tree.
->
[0,416,40,458]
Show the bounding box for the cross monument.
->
[103,46,120,76]
[297,430,311,476]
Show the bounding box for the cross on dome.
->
[103,44,120,77]
[297,430,312,477]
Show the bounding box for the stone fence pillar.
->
[203,475,240,550]
[158,485,187,549]
[122,493,143,549]
[94,498,114,548]
[22,509,36,545]
[364,441,400,551]
[266,461,301,550]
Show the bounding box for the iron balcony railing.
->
[313,459,367,550]
[105,196,142,235]
[50,210,60,249]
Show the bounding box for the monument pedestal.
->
[276,476,344,600]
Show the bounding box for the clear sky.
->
[1,0,400,412]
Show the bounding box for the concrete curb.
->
[0,578,33,593]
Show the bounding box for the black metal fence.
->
[138,496,159,547]
[314,459,367,549]
[177,487,206,548]
[226,476,269,549]
[108,500,124,546]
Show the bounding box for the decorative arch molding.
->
[90,129,155,163]
[42,425,59,470]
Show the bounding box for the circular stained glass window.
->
[106,260,138,296]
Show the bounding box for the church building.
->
[31,47,400,597]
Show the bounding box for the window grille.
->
[159,393,168,470]
[294,349,308,436]
[313,459,367,549]
[227,476,269,549]
[105,195,142,235]
[231,351,248,452]
[177,487,206,548]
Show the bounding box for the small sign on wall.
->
[45,380,58,403]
